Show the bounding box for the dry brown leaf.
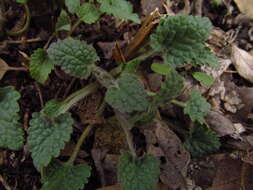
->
[231,45,253,83]
[0,57,9,80]
[207,158,253,190]
[143,120,190,190]
[234,0,253,19]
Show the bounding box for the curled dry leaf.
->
[234,0,253,19]
[231,45,253,83]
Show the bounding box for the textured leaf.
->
[0,86,24,150]
[65,0,80,13]
[98,0,140,23]
[77,3,102,24]
[184,89,210,124]
[130,104,158,125]
[30,48,54,83]
[105,74,149,113]
[151,63,171,75]
[192,72,214,87]
[56,10,71,32]
[42,100,63,119]
[151,15,218,67]
[42,160,91,190]
[47,38,99,78]
[123,60,141,74]
[118,153,160,190]
[184,122,220,157]
[28,112,73,170]
[154,69,184,104]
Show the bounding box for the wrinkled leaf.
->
[65,0,80,13]
[192,72,214,87]
[77,3,102,24]
[234,0,253,19]
[42,100,63,119]
[42,160,91,190]
[184,122,220,157]
[0,86,24,150]
[28,112,73,170]
[154,69,184,104]
[231,45,253,83]
[151,15,218,67]
[105,74,149,113]
[47,38,99,78]
[184,89,210,124]
[30,48,54,83]
[56,10,71,32]
[98,0,141,23]
[118,153,160,190]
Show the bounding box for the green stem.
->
[115,110,136,158]
[68,19,82,36]
[171,99,186,108]
[6,3,31,36]
[67,102,105,164]
[60,82,100,115]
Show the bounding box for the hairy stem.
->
[171,99,186,108]
[67,102,105,164]
[115,110,136,158]
[6,3,31,36]
[68,19,82,36]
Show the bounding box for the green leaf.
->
[184,89,210,124]
[105,74,149,113]
[65,0,80,13]
[192,72,214,87]
[151,63,171,75]
[47,38,99,78]
[184,122,220,157]
[56,10,71,32]
[16,0,28,3]
[151,15,218,67]
[130,104,158,126]
[0,86,24,150]
[28,112,73,170]
[42,100,63,119]
[154,69,184,104]
[118,153,160,190]
[98,0,140,24]
[77,3,102,24]
[42,160,91,190]
[123,60,141,74]
[30,48,54,83]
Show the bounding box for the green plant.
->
[0,1,222,189]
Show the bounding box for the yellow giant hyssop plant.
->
[0,0,221,190]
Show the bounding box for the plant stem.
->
[68,19,82,36]
[8,66,28,71]
[60,82,100,115]
[171,99,186,108]
[115,110,137,158]
[67,102,105,165]
[6,3,31,36]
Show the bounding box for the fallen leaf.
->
[141,0,165,15]
[143,120,190,190]
[207,157,253,190]
[0,57,8,80]
[231,45,253,83]
[234,0,253,19]
[236,87,253,121]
